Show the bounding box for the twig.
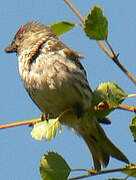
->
[68,174,90,180]
[0,102,135,130]
[68,166,136,180]
[117,104,136,113]
[105,39,136,84]
[97,40,113,59]
[64,0,136,85]
[0,118,41,129]
[127,94,136,98]
[64,0,84,23]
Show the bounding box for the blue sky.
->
[0,0,136,179]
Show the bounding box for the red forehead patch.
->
[18,25,25,34]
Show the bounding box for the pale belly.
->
[27,77,92,118]
[18,53,92,118]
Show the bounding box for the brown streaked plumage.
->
[5,21,129,170]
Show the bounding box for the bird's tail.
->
[61,109,129,170]
[80,115,129,170]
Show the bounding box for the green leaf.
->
[92,82,127,119]
[31,118,62,141]
[130,115,136,141]
[50,21,76,36]
[123,164,136,177]
[40,152,71,180]
[84,5,108,40]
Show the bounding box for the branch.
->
[0,118,41,129]
[68,174,90,180]
[0,102,135,130]
[127,94,136,98]
[117,104,136,113]
[97,40,113,58]
[64,0,136,85]
[68,166,136,180]
[105,40,136,84]
[64,0,84,23]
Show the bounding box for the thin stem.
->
[64,0,85,23]
[106,40,136,84]
[0,118,41,129]
[117,104,136,113]
[127,94,136,98]
[1,102,135,130]
[97,40,113,59]
[68,166,136,180]
[68,174,90,180]
[71,169,90,172]
[105,39,116,56]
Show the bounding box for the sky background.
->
[0,0,136,179]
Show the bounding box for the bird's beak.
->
[5,44,17,53]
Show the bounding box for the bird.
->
[5,21,129,170]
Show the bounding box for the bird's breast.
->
[18,51,92,118]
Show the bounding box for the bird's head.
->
[5,21,55,54]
